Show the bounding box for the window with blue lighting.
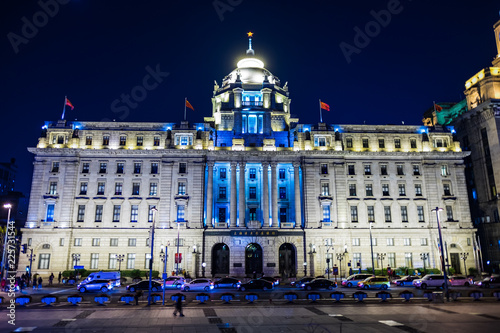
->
[279,187,286,199]
[279,168,286,179]
[249,168,256,179]
[219,187,226,199]
[279,208,287,223]
[46,204,55,222]
[220,168,226,179]
[218,208,226,223]
[248,115,257,134]
[322,205,331,222]
[177,205,185,222]
[249,187,256,199]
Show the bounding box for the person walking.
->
[32,275,37,290]
[37,276,43,290]
[49,273,54,286]
[58,272,62,284]
[134,290,143,305]
[173,296,184,317]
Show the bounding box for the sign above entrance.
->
[231,230,278,237]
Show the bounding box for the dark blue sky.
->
[1,0,499,194]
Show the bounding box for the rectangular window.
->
[417,206,425,222]
[441,165,448,176]
[92,238,100,246]
[279,168,286,179]
[367,206,375,222]
[219,187,227,199]
[113,205,121,222]
[178,182,186,195]
[218,207,226,223]
[410,139,417,149]
[249,168,256,179]
[348,165,355,175]
[38,253,50,269]
[177,205,185,221]
[97,182,105,195]
[401,206,408,222]
[398,184,406,196]
[99,163,107,174]
[46,204,55,222]
[134,163,141,174]
[321,164,328,175]
[421,238,428,246]
[349,184,357,196]
[378,139,385,148]
[149,183,158,196]
[220,168,227,179]
[249,187,256,199]
[115,183,123,195]
[102,135,109,146]
[249,207,257,220]
[132,182,140,196]
[382,184,390,196]
[51,162,59,173]
[371,237,377,246]
[364,164,371,175]
[321,182,329,196]
[110,238,118,246]
[86,136,92,145]
[395,139,401,149]
[350,206,358,222]
[279,208,287,223]
[77,205,85,222]
[397,164,404,175]
[145,254,151,269]
[154,136,160,146]
[108,254,117,269]
[279,187,287,199]
[346,138,353,148]
[352,238,360,246]
[387,238,394,246]
[380,164,388,175]
[179,163,187,174]
[446,206,454,221]
[322,205,331,222]
[365,184,373,196]
[82,163,89,173]
[49,182,57,195]
[116,163,124,174]
[362,138,369,148]
[74,238,82,246]
[404,238,411,246]
[415,184,422,196]
[126,253,136,269]
[384,206,392,222]
[95,205,103,222]
[79,182,88,195]
[387,253,396,267]
[119,136,126,146]
[130,205,138,222]
[136,136,143,146]
[353,253,362,268]
[59,238,64,246]
[413,164,420,175]
[151,163,158,174]
[148,205,156,222]
[128,238,136,247]
[405,253,413,268]
[443,183,451,196]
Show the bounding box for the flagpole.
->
[61,96,67,120]
[184,97,187,121]
[319,99,323,123]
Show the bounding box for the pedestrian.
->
[49,273,54,286]
[37,276,43,290]
[134,290,143,305]
[252,271,257,279]
[58,272,62,284]
[1,278,6,292]
[32,275,37,290]
[173,296,184,317]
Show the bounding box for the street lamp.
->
[147,207,158,306]
[326,245,333,280]
[432,207,449,301]
[72,253,81,278]
[377,253,386,275]
[336,252,345,281]
[420,253,429,276]
[27,248,36,285]
[303,262,307,277]
[202,262,206,278]
[2,203,12,279]
[116,254,125,272]
[460,252,469,276]
[369,221,375,276]
[176,218,181,275]
[160,245,167,305]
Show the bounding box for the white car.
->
[413,274,450,289]
[449,275,472,287]
[180,278,214,291]
[162,276,185,289]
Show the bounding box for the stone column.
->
[230,162,237,227]
[270,162,278,227]
[294,162,301,227]
[238,162,246,227]
[206,162,214,227]
[262,163,269,227]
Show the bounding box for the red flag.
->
[175,253,182,263]
[320,101,330,111]
[185,100,194,111]
[65,98,74,110]
[434,103,442,112]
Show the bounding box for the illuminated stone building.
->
[20,36,476,279]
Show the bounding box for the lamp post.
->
[432,207,449,301]
[377,253,386,275]
[202,262,206,278]
[72,253,80,278]
[116,254,125,272]
[460,252,469,276]
[420,253,429,276]
[147,207,158,306]
[326,245,332,280]
[369,222,375,276]
[176,219,181,275]
[303,262,307,277]
[160,245,167,305]
[336,252,345,280]
[27,248,36,284]
[2,203,12,279]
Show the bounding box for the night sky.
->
[1,0,498,195]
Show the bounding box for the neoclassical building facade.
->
[20,37,477,278]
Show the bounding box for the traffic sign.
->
[74,265,84,269]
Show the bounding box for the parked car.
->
[259,276,279,286]
[162,276,185,289]
[126,280,163,292]
[290,277,315,288]
[214,277,241,288]
[239,279,274,291]
[341,274,372,288]
[449,275,472,287]
[474,276,500,288]
[302,278,337,291]
[358,276,390,290]
[413,274,450,289]
[393,275,419,286]
[83,271,121,287]
[181,278,214,291]
[78,279,113,293]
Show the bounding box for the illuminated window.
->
[127,253,135,269]
[177,205,185,222]
[149,183,157,196]
[92,238,100,246]
[115,183,122,195]
[151,163,158,174]
[401,206,408,222]
[321,182,329,196]
[362,138,369,148]
[113,205,120,222]
[77,205,85,222]
[46,204,55,222]
[119,136,127,146]
[85,136,92,145]
[220,168,227,179]
[132,183,140,196]
[99,163,107,174]
[417,206,425,222]
[134,163,141,174]
[413,165,420,175]
[364,164,371,175]
[136,136,143,146]
[405,253,413,267]
[248,115,257,134]
[397,164,404,175]
[249,187,256,199]
[382,184,389,196]
[279,187,286,199]
[394,139,401,149]
[350,206,358,222]
[145,254,151,269]
[148,205,156,222]
[82,163,89,173]
[322,205,331,222]
[367,206,374,221]
[279,168,286,179]
[346,138,353,148]
[446,206,454,221]
[384,206,391,222]
[349,184,356,196]
[219,187,226,199]
[38,254,50,269]
[249,168,256,179]
[51,162,59,173]
[97,182,105,195]
[178,182,186,195]
[379,139,385,148]
[108,254,117,269]
[315,136,327,147]
[153,136,160,146]
[80,182,87,195]
[441,165,448,176]
[95,205,103,222]
[102,135,109,146]
[130,205,138,222]
[398,184,406,196]
[116,162,124,174]
[49,182,57,195]
[365,184,373,196]
[415,184,422,196]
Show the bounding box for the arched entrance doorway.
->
[245,243,263,275]
[211,243,230,276]
[279,243,296,278]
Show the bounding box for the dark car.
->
[393,275,419,286]
[239,279,274,291]
[126,280,162,292]
[77,279,113,293]
[302,278,337,291]
[291,277,315,288]
[259,276,279,286]
[214,277,241,288]
[474,276,500,288]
